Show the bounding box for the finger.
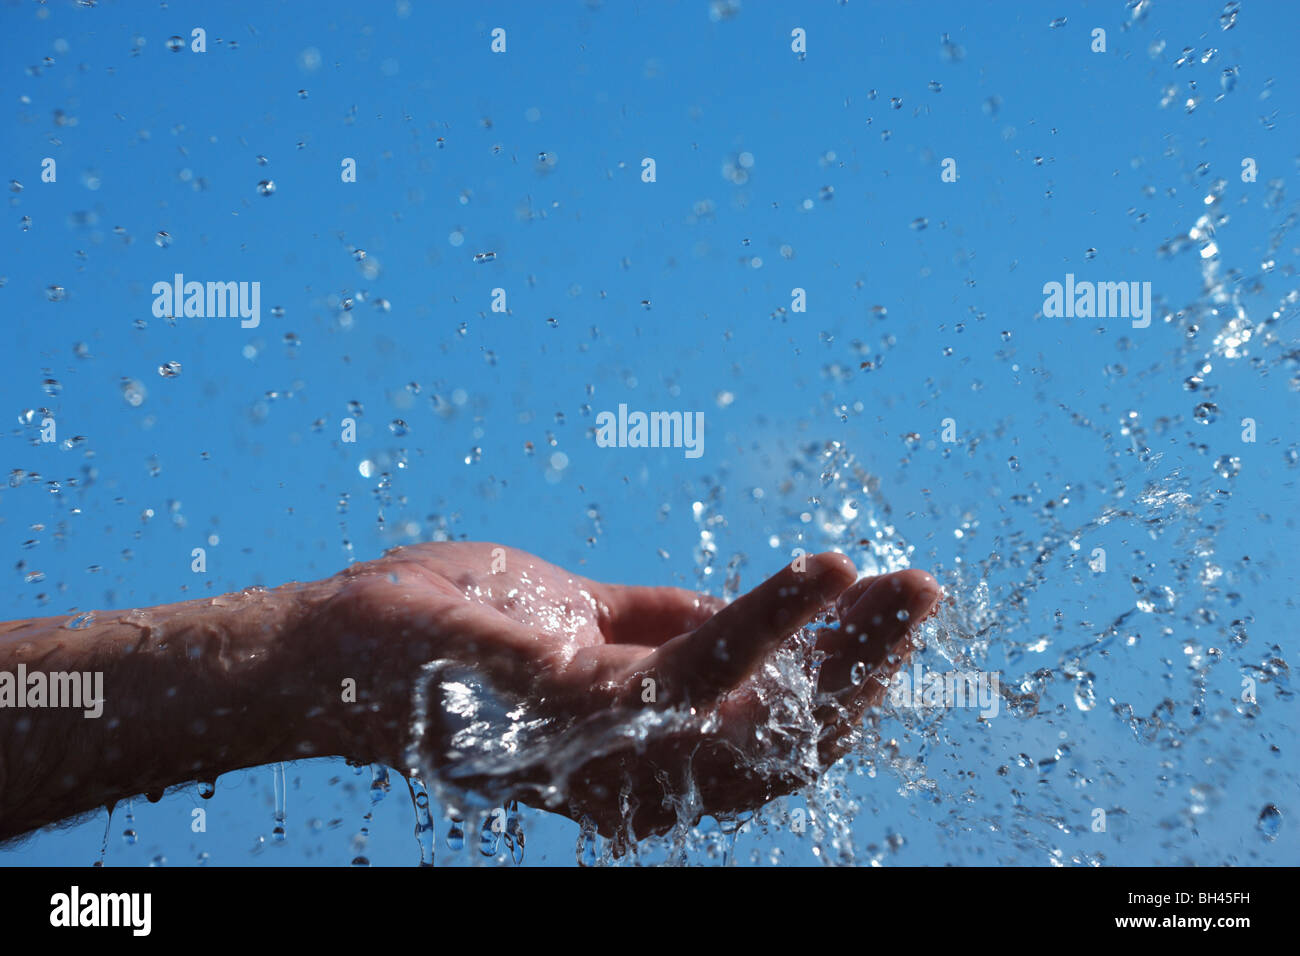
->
[834,573,881,619]
[597,583,727,646]
[633,552,858,706]
[817,569,941,701]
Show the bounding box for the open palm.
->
[313,541,940,841]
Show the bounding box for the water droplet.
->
[1073,675,1097,711]
[1193,402,1219,424]
[158,361,181,378]
[256,179,275,197]
[155,231,171,248]
[121,378,146,407]
[445,818,465,851]
[1257,803,1281,841]
[166,35,184,52]
[1212,455,1240,479]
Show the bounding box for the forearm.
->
[0,582,343,842]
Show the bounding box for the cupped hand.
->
[309,541,941,840]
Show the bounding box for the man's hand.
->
[306,542,941,840]
[0,542,940,845]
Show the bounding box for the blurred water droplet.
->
[121,378,146,407]
[1212,455,1240,479]
[446,818,466,851]
[256,179,275,197]
[1073,675,1096,711]
[1257,803,1281,841]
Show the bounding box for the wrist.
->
[279,573,410,770]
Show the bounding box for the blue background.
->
[1,0,1296,866]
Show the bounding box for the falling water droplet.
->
[1257,804,1282,841]
[1212,455,1240,479]
[1219,1,1239,31]
[1073,674,1097,711]
[446,817,466,851]
[121,378,146,407]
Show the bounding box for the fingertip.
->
[849,568,942,626]
[896,568,943,620]
[805,551,858,598]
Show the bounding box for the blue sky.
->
[2,0,1297,865]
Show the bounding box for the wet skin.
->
[0,542,940,844]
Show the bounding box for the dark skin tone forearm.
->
[0,542,940,843]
